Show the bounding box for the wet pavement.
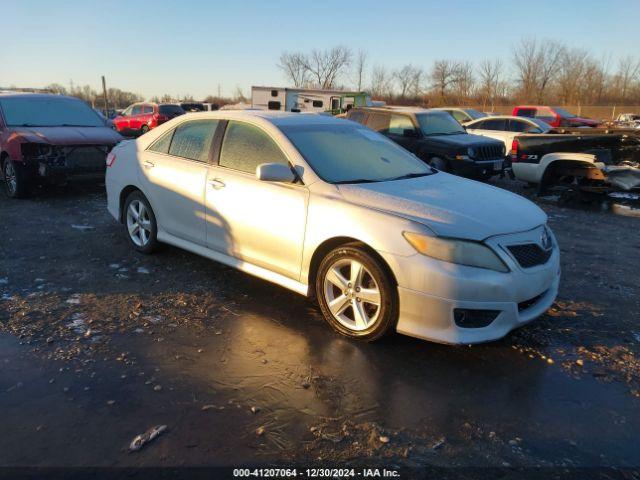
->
[0,179,639,477]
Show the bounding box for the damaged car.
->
[466,115,640,194]
[0,92,123,198]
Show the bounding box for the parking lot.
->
[0,178,638,475]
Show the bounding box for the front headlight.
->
[403,232,509,272]
[467,147,476,158]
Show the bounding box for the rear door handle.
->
[208,178,226,189]
[143,160,155,169]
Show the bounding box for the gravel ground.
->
[0,178,639,479]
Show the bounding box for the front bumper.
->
[380,227,561,344]
[22,145,110,178]
[450,157,505,177]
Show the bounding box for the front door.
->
[138,119,219,245]
[205,120,308,280]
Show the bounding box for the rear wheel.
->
[124,191,158,254]
[316,244,398,341]
[2,157,31,198]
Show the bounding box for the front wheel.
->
[140,125,150,135]
[124,191,158,254]
[2,158,31,198]
[428,157,448,172]
[316,244,398,341]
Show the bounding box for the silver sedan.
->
[106,111,560,344]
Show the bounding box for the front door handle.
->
[208,178,226,189]
[143,160,155,169]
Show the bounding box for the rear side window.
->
[450,110,469,124]
[348,111,365,124]
[478,119,506,131]
[366,113,390,132]
[143,105,154,114]
[388,115,416,135]
[148,130,174,154]
[219,121,289,174]
[516,108,535,118]
[168,120,219,162]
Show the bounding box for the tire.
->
[428,157,447,172]
[123,191,158,254]
[140,125,150,135]
[315,243,398,341]
[2,157,31,198]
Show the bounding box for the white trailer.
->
[251,86,370,114]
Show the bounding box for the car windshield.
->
[0,96,104,127]
[159,104,185,115]
[416,112,466,135]
[553,107,576,118]
[280,122,433,184]
[464,109,487,120]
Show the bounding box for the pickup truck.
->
[466,115,640,191]
[513,106,599,128]
[346,107,506,179]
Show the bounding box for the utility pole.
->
[101,76,109,115]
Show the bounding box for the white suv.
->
[106,111,560,344]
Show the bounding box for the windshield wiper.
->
[387,172,432,181]
[333,178,380,184]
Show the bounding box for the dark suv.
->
[347,107,506,179]
[0,92,123,198]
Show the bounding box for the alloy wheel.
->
[323,258,381,331]
[3,160,17,195]
[126,199,152,247]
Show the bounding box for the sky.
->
[1,0,639,100]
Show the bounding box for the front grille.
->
[24,145,110,171]
[475,144,504,160]
[507,244,552,268]
[518,291,547,312]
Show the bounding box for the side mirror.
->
[256,163,296,183]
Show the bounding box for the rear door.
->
[139,119,219,245]
[141,105,154,128]
[204,120,308,280]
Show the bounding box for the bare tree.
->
[513,37,565,103]
[477,59,503,109]
[352,50,368,91]
[430,60,458,99]
[614,55,640,101]
[556,48,589,104]
[394,64,422,98]
[370,65,394,98]
[452,61,475,100]
[278,52,309,88]
[303,46,352,89]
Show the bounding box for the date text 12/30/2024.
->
[233,468,401,478]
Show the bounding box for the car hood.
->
[425,132,503,148]
[9,126,123,146]
[336,173,546,241]
[568,117,598,127]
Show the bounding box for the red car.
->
[113,102,185,136]
[512,106,599,128]
[0,92,123,198]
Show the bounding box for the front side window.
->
[478,119,507,131]
[535,107,555,121]
[168,120,218,162]
[416,112,466,135]
[517,108,536,118]
[280,122,432,184]
[0,96,104,127]
[388,115,416,135]
[131,105,142,115]
[450,110,470,124]
[219,121,289,174]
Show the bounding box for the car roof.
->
[158,109,351,127]
[469,115,527,121]
[355,106,432,115]
[0,92,80,101]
